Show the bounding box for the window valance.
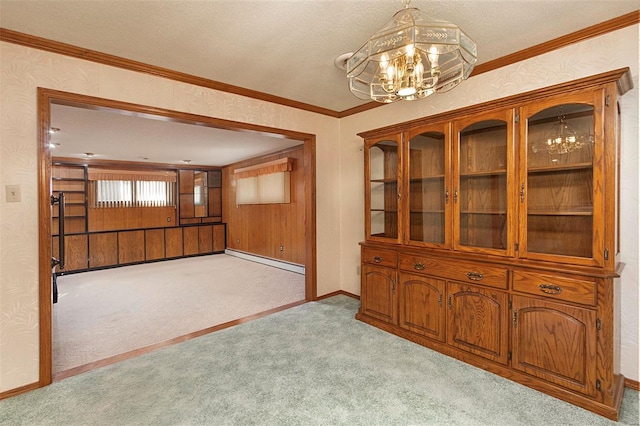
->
[234,158,292,179]
[88,168,177,182]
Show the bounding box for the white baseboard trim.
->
[224,249,305,275]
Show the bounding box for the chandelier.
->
[346,0,477,103]
[533,110,593,155]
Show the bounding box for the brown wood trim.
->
[53,299,307,382]
[36,88,317,395]
[3,12,637,120]
[0,28,340,118]
[472,11,640,77]
[305,136,317,301]
[358,68,631,139]
[54,156,222,171]
[625,378,640,391]
[0,381,40,400]
[37,88,53,388]
[234,157,293,177]
[316,290,360,300]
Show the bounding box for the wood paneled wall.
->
[223,145,305,265]
[88,206,177,231]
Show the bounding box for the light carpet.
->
[3,295,638,425]
[53,254,305,373]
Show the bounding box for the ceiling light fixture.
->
[533,108,593,155]
[346,0,477,103]
[49,127,60,134]
[84,152,95,158]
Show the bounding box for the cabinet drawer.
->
[512,270,596,306]
[399,255,508,289]
[362,247,397,268]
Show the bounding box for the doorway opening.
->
[37,88,317,387]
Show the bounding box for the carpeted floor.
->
[3,295,638,425]
[53,254,305,373]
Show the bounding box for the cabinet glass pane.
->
[408,131,445,244]
[370,140,398,239]
[459,120,507,249]
[526,104,594,258]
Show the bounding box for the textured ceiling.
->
[1,0,637,112]
[1,1,637,166]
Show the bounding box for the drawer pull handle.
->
[373,256,383,263]
[466,272,483,281]
[413,262,426,271]
[539,283,562,294]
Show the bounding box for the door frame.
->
[37,87,317,387]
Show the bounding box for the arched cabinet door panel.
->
[446,282,509,365]
[361,264,397,324]
[512,295,597,397]
[399,273,446,342]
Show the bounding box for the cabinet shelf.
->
[52,177,86,182]
[409,175,445,181]
[53,190,85,194]
[459,169,506,177]
[370,178,398,183]
[410,210,444,214]
[528,210,593,216]
[371,209,398,213]
[527,162,592,174]
[460,210,507,215]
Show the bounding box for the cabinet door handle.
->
[539,283,562,294]
[392,281,396,293]
[438,293,443,307]
[413,262,426,271]
[373,256,383,263]
[466,272,484,281]
[513,310,518,327]
[520,183,525,203]
[447,295,452,309]
[445,188,449,204]
[454,188,458,203]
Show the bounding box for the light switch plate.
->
[6,185,21,202]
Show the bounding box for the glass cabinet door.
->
[405,123,450,248]
[520,90,603,266]
[366,135,401,242]
[453,110,514,256]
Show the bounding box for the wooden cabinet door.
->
[452,108,515,257]
[403,122,451,249]
[519,89,605,267]
[365,134,402,244]
[446,282,509,364]
[512,295,597,397]
[399,273,446,342]
[361,264,397,325]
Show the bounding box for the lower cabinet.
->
[358,244,620,420]
[399,273,445,342]
[55,223,227,274]
[447,282,509,365]
[361,264,397,325]
[512,295,597,397]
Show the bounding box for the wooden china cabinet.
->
[357,68,632,420]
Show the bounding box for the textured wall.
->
[1,24,638,393]
[339,25,639,381]
[0,42,341,392]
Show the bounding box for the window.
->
[88,168,177,208]
[91,180,175,208]
[234,158,292,205]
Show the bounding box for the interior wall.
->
[338,25,639,381]
[0,42,340,392]
[223,145,305,265]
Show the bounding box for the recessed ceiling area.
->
[50,104,303,167]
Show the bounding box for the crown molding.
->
[1,10,638,119]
